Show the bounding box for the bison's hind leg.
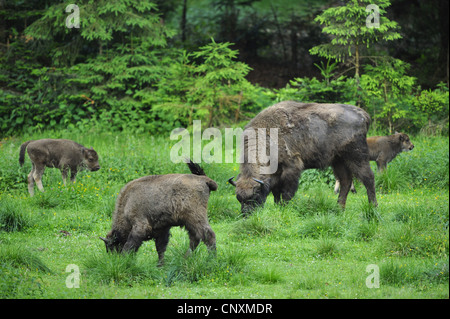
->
[332,161,353,209]
[202,226,216,252]
[356,162,377,207]
[347,160,377,207]
[185,221,216,256]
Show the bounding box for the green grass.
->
[0,132,448,299]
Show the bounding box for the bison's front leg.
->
[279,165,301,203]
[122,223,150,253]
[60,166,69,186]
[155,228,171,267]
[70,166,78,183]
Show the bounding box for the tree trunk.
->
[180,0,187,43]
[355,44,361,106]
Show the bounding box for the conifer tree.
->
[309,0,401,80]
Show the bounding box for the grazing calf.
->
[19,139,100,196]
[334,132,414,194]
[100,161,217,266]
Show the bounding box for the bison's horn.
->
[252,178,265,185]
[99,236,107,243]
[227,177,236,187]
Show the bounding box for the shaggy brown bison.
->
[100,161,217,266]
[19,139,100,196]
[229,101,377,213]
[334,132,415,193]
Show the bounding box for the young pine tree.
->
[309,0,401,81]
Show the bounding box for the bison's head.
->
[82,147,101,171]
[100,230,124,253]
[396,132,414,152]
[228,175,270,215]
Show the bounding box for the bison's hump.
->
[247,101,370,132]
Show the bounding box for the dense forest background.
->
[0,0,448,135]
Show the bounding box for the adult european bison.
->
[19,139,100,196]
[100,160,217,266]
[334,132,414,194]
[228,101,377,213]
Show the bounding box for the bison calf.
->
[100,161,217,266]
[334,132,414,193]
[19,139,100,196]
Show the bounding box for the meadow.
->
[0,130,448,299]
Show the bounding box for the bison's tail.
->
[19,140,32,167]
[186,159,206,176]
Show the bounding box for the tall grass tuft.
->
[163,244,247,286]
[314,236,340,258]
[358,200,382,223]
[232,208,277,237]
[0,197,31,232]
[293,188,340,215]
[0,244,51,273]
[83,252,156,285]
[298,213,342,238]
[375,169,408,193]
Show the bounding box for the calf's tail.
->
[186,159,206,176]
[19,140,32,166]
[185,159,217,192]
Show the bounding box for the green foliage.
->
[412,83,449,135]
[151,39,259,131]
[189,38,253,126]
[268,75,357,105]
[310,0,401,74]
[360,58,416,132]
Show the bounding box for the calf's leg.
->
[32,164,45,193]
[28,164,36,196]
[332,161,353,209]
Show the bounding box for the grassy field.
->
[0,130,448,299]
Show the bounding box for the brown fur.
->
[230,101,377,212]
[101,163,217,266]
[334,133,414,193]
[19,139,100,196]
